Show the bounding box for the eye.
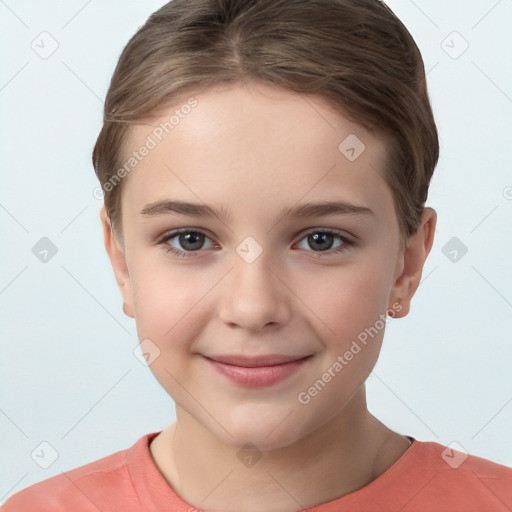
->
[295,229,354,255]
[159,229,215,257]
[158,228,355,258]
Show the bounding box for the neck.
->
[152,386,410,512]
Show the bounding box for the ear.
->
[99,205,135,318]
[388,207,437,318]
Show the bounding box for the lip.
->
[202,354,312,388]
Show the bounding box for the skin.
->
[100,80,436,512]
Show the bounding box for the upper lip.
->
[204,354,312,367]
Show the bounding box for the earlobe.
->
[388,208,437,319]
[99,205,135,319]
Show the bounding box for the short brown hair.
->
[92,0,439,251]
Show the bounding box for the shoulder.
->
[313,439,512,512]
[406,440,512,509]
[416,440,512,478]
[1,434,154,512]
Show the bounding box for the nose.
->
[218,250,292,332]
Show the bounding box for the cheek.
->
[297,257,393,347]
[130,260,220,349]
[129,263,209,401]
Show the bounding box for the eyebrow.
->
[140,199,374,222]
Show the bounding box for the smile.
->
[202,354,313,388]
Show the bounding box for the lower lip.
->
[205,356,311,388]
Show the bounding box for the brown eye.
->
[175,232,205,251]
[160,229,215,257]
[295,229,354,255]
[307,232,335,251]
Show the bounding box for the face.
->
[102,81,423,451]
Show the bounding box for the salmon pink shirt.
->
[2,431,512,511]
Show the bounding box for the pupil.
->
[310,233,332,251]
[181,232,203,250]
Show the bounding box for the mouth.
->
[202,354,313,388]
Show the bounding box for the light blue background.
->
[1,0,511,504]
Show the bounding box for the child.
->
[3,0,511,510]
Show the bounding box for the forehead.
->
[120,81,394,223]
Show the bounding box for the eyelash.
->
[158,228,355,258]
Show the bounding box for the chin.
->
[212,407,310,452]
